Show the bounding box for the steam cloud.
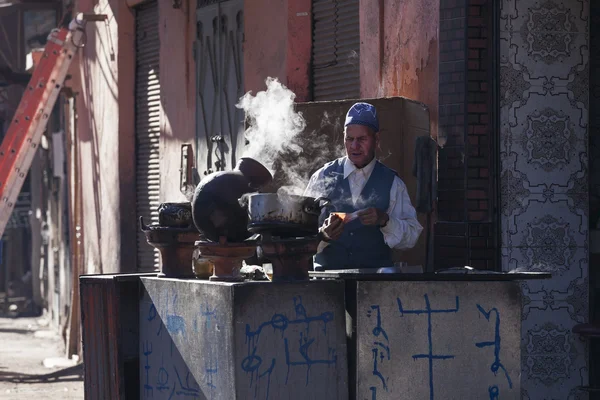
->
[237,77,344,196]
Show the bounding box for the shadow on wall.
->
[76,0,119,274]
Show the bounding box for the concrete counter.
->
[309,271,549,400]
[80,272,548,399]
[138,278,348,400]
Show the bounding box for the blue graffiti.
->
[205,360,218,389]
[145,296,217,397]
[157,357,170,392]
[166,315,186,338]
[367,304,391,398]
[284,334,337,384]
[142,340,153,398]
[173,365,200,398]
[200,304,217,329]
[369,387,377,400]
[148,304,157,321]
[164,294,187,339]
[368,305,389,341]
[397,294,460,400]
[241,297,336,399]
[475,305,513,389]
[259,359,276,400]
[371,348,387,391]
[489,385,499,399]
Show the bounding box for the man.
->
[304,102,423,270]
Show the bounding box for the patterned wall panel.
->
[499,0,590,398]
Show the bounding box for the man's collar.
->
[343,156,377,179]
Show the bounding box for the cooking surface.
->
[309,269,551,281]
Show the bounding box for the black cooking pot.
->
[191,157,272,242]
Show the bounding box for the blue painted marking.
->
[475,305,513,389]
[156,356,170,392]
[200,304,217,329]
[283,334,337,385]
[245,311,333,344]
[371,348,387,391]
[164,293,187,339]
[173,365,200,397]
[142,340,153,397]
[489,385,499,399]
[241,347,262,386]
[374,342,390,360]
[294,296,307,319]
[368,305,390,393]
[242,297,336,396]
[148,304,157,321]
[397,294,459,400]
[370,386,377,400]
[369,305,389,342]
[205,360,218,389]
[166,315,186,338]
[259,359,276,400]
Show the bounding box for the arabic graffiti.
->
[143,340,153,398]
[241,296,337,400]
[366,305,391,399]
[489,385,499,400]
[475,304,512,399]
[397,294,460,400]
[141,288,221,399]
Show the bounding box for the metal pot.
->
[247,193,331,237]
[191,157,273,242]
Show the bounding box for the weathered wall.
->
[158,0,197,203]
[243,0,311,101]
[359,0,439,139]
[243,0,287,96]
[499,0,589,397]
[73,0,136,274]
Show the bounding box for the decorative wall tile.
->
[515,245,588,292]
[505,93,587,187]
[521,272,589,323]
[520,308,589,397]
[499,0,589,397]
[500,0,518,30]
[506,196,588,249]
[507,246,587,287]
[509,0,589,34]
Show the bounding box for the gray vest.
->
[315,157,396,270]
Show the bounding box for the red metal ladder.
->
[0,13,106,238]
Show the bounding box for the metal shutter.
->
[311,0,360,101]
[135,0,160,271]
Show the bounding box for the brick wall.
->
[435,0,498,270]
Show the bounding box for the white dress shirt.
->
[304,157,423,250]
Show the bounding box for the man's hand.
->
[319,214,344,241]
[357,207,389,227]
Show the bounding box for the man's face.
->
[344,124,379,168]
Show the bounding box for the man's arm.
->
[380,177,423,250]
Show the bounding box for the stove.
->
[257,234,320,282]
[140,216,200,278]
[194,236,258,282]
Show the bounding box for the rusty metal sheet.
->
[80,273,153,399]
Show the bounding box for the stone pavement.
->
[0,316,83,400]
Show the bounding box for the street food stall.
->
[79,97,549,400]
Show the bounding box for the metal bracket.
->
[180,144,199,196]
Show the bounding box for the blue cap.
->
[344,102,379,133]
